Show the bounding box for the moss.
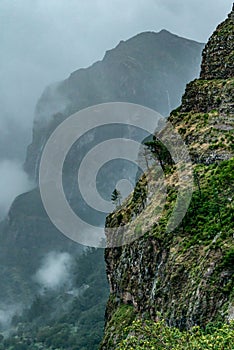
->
[100,305,136,349]
[222,249,234,268]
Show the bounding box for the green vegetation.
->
[144,136,174,172]
[100,305,234,349]
[180,158,234,248]
[118,318,234,349]
[103,158,234,348]
[111,189,122,207]
[100,305,136,349]
[169,85,234,162]
[0,248,109,350]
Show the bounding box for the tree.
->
[111,189,122,207]
[194,169,202,198]
[144,136,174,172]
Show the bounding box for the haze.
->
[0,0,233,218]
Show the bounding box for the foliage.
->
[100,305,136,349]
[144,136,174,172]
[181,158,234,248]
[0,248,109,350]
[111,189,122,207]
[118,319,234,350]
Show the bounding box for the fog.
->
[0,304,22,331]
[34,252,73,291]
[0,0,233,216]
[1,0,232,130]
[0,160,32,220]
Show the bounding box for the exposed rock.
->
[200,5,234,80]
[181,79,233,114]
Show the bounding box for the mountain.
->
[0,30,204,349]
[100,7,234,349]
[0,29,203,299]
[24,30,204,180]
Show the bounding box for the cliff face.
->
[200,8,234,80]
[101,8,234,349]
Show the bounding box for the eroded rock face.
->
[181,79,234,114]
[200,5,234,80]
[101,153,234,350]
[181,6,233,114]
[170,6,234,164]
[104,235,230,327]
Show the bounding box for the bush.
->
[119,319,234,350]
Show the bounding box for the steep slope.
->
[101,7,234,349]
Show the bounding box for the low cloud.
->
[34,252,73,291]
[0,160,32,220]
[0,0,232,164]
[0,304,22,331]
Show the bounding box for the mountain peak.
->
[103,29,203,63]
[158,29,172,35]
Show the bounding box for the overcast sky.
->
[0,0,233,157]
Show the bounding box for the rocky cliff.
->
[200,7,234,80]
[101,7,234,349]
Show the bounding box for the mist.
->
[0,0,232,148]
[0,0,232,168]
[0,160,32,220]
[34,252,74,291]
[0,304,22,331]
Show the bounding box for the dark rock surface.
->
[200,5,234,80]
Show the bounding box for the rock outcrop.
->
[200,5,234,80]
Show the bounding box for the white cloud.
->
[34,252,73,291]
[0,160,32,219]
[0,304,22,330]
[0,0,232,161]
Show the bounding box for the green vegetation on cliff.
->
[0,248,109,350]
[119,316,234,350]
[101,158,234,349]
[101,6,234,349]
